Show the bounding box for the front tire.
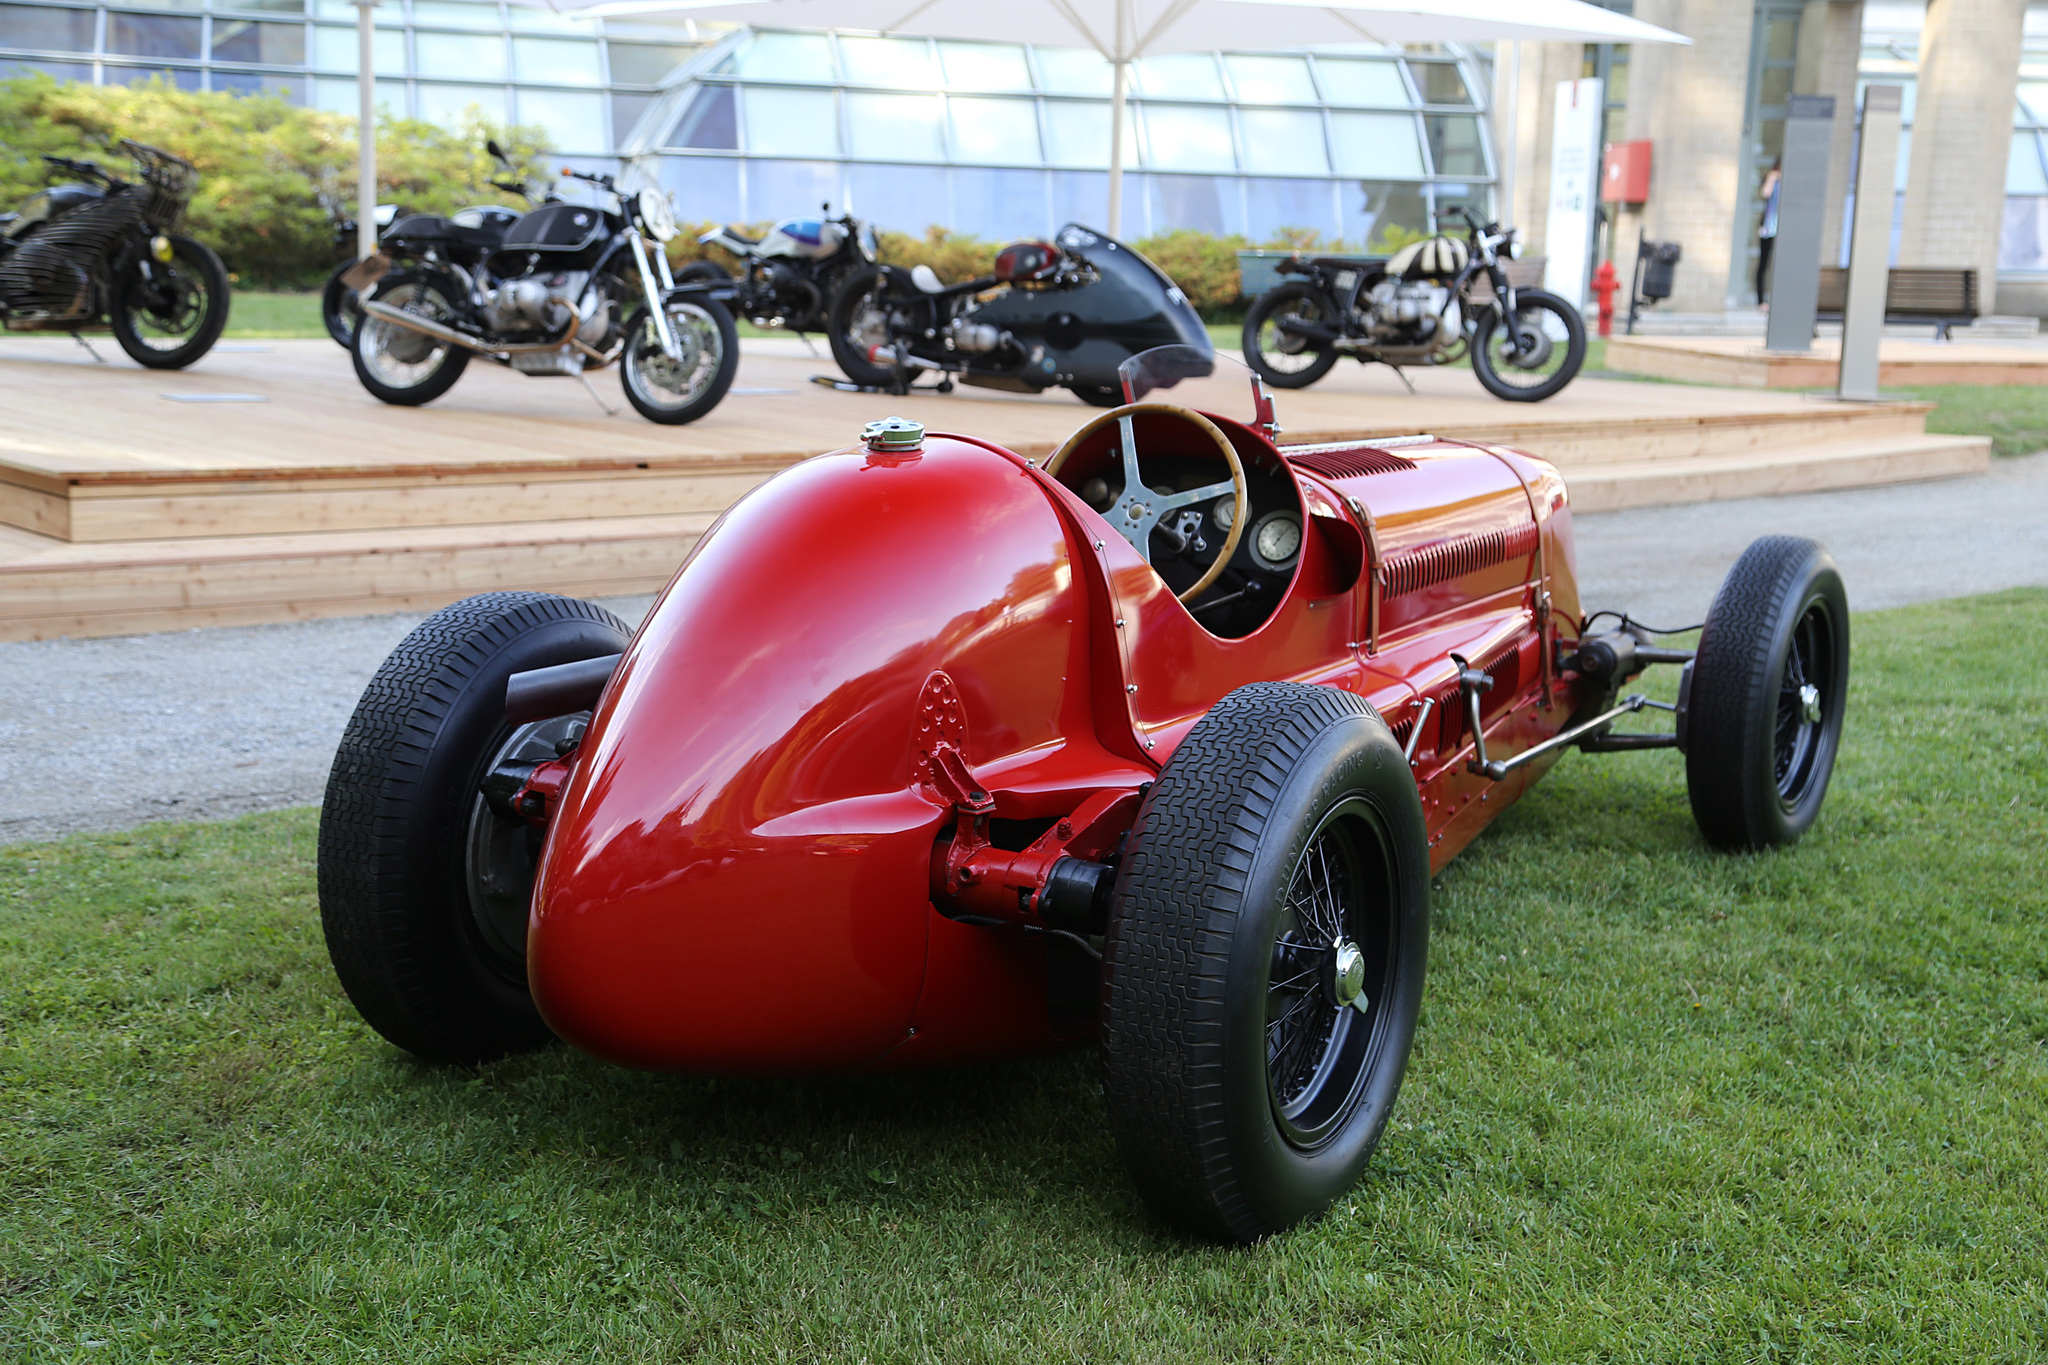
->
[1685,536,1849,851]
[1470,287,1586,402]
[1102,682,1431,1242]
[1242,281,1341,390]
[109,235,229,369]
[351,271,470,406]
[318,592,632,1064]
[620,297,739,425]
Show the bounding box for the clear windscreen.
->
[1118,345,1273,427]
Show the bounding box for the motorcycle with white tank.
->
[679,205,876,337]
[349,167,740,425]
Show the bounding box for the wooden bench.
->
[1815,266,1979,339]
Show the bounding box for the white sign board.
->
[1543,77,1604,310]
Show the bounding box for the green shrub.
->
[0,74,548,288]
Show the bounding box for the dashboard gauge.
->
[1212,495,1237,531]
[1250,512,1302,570]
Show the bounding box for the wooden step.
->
[1564,433,1991,512]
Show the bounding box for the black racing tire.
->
[1684,536,1849,851]
[619,297,740,425]
[673,260,733,286]
[1101,682,1431,1243]
[827,264,925,389]
[318,591,632,1064]
[1469,287,1586,402]
[1070,383,1125,407]
[321,260,364,348]
[109,234,230,369]
[1241,281,1341,390]
[350,270,470,406]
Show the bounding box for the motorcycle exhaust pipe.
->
[1275,316,1340,347]
[358,299,576,355]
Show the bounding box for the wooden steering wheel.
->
[1044,403,1250,603]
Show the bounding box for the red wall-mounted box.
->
[1601,140,1652,203]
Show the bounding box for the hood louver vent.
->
[1382,522,1541,599]
[1285,448,1418,481]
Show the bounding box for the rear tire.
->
[1684,536,1849,851]
[1242,281,1341,390]
[321,260,364,348]
[318,591,632,1064]
[351,270,470,406]
[1102,682,1430,1242]
[109,235,229,370]
[827,264,925,389]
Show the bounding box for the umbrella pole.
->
[356,0,377,261]
[1501,41,1519,232]
[1108,57,1128,238]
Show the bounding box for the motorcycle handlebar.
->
[44,154,105,179]
[560,166,616,190]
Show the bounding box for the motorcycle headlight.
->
[151,234,174,263]
[636,187,678,243]
[859,222,877,264]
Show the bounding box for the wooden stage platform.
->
[1606,334,2048,388]
[0,337,1988,640]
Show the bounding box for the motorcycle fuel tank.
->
[527,432,1113,1073]
[760,217,845,260]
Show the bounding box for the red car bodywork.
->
[527,413,1583,1075]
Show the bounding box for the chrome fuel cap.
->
[862,416,924,452]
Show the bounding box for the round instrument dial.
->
[1251,512,1302,570]
[1212,495,1237,531]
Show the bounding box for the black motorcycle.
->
[349,167,739,425]
[825,223,1212,404]
[1241,208,1586,402]
[322,141,532,348]
[0,139,229,369]
[681,205,876,335]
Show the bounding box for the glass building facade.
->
[620,29,1497,246]
[0,0,703,157]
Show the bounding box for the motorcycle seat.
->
[1305,254,1388,272]
[387,214,505,250]
[715,227,762,248]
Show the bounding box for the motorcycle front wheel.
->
[620,298,739,425]
[1242,281,1341,390]
[351,272,470,406]
[1470,288,1586,402]
[827,264,925,390]
[321,260,365,348]
[110,235,230,370]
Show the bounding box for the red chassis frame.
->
[522,410,1589,1076]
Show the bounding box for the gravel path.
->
[4,455,2043,845]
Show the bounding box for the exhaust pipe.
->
[359,299,577,356]
[506,653,624,724]
[1275,316,1341,348]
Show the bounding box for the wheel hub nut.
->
[1799,682,1821,724]
[1326,939,1367,1011]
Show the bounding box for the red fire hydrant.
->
[1590,259,1620,338]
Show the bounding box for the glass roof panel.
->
[1329,110,1423,177]
[2018,82,2048,125]
[416,30,505,81]
[1225,54,1315,105]
[1425,113,1487,176]
[1238,108,1328,175]
[2007,131,2048,193]
[743,85,839,157]
[518,88,607,151]
[1136,53,1223,100]
[1043,100,1132,168]
[410,0,499,31]
[845,91,946,161]
[1409,59,1472,106]
[939,41,1033,92]
[950,96,1043,165]
[1035,45,1114,96]
[671,83,735,149]
[839,34,936,88]
[734,30,834,83]
[1141,103,1235,171]
[513,36,602,87]
[1315,57,1408,107]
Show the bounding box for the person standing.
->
[1756,158,1782,308]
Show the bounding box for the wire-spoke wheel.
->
[351,272,469,405]
[1685,536,1850,850]
[620,298,739,425]
[1102,682,1429,1243]
[826,264,925,389]
[110,234,229,369]
[1241,281,1341,389]
[1470,286,1586,402]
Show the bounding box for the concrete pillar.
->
[1617,0,1754,313]
[1897,0,2025,313]
[1492,42,1588,261]
[1794,0,1863,268]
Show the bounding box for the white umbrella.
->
[507,0,1687,236]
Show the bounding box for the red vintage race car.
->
[319,346,1848,1243]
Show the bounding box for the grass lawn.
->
[223,291,327,339]
[4,588,2044,1361]
[1901,383,2048,458]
